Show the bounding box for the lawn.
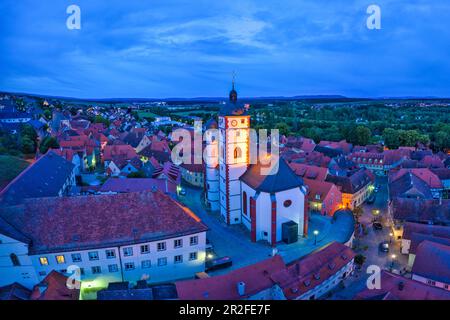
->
[0,155,30,190]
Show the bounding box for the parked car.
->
[205,256,233,272]
[373,222,383,230]
[379,241,389,252]
[179,188,186,196]
[367,194,376,204]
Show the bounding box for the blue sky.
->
[0,0,449,98]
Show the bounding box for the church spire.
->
[229,71,237,103]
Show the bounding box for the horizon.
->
[1,1,450,99]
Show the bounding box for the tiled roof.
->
[390,169,442,189]
[389,172,434,200]
[103,144,137,161]
[412,241,450,284]
[289,163,328,181]
[392,198,450,224]
[176,255,286,300]
[0,282,31,300]
[355,271,450,300]
[326,168,374,194]
[0,191,208,254]
[0,151,75,205]
[403,222,450,240]
[30,270,79,300]
[99,177,176,194]
[304,179,338,202]
[279,242,355,299]
[240,158,304,193]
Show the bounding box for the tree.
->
[354,126,372,146]
[39,136,59,154]
[21,137,35,154]
[354,254,366,266]
[382,128,400,149]
[94,115,110,127]
[127,170,146,178]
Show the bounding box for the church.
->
[203,83,308,246]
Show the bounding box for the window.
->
[108,264,118,273]
[91,266,101,274]
[234,147,242,159]
[123,247,133,257]
[190,236,198,246]
[142,260,151,269]
[158,257,167,266]
[124,262,135,271]
[174,255,183,264]
[157,242,166,251]
[10,253,20,266]
[60,269,67,274]
[174,239,183,248]
[283,200,292,208]
[71,253,82,263]
[55,255,65,264]
[80,268,85,275]
[243,191,247,215]
[189,252,198,261]
[39,257,49,266]
[88,251,99,261]
[39,271,46,276]
[105,249,116,259]
[140,244,150,254]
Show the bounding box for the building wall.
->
[412,274,450,291]
[241,183,306,244]
[295,259,354,300]
[1,232,206,290]
[0,234,39,289]
[180,167,204,188]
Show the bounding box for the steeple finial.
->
[229,71,238,102]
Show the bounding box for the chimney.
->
[237,281,246,296]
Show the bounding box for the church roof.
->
[240,158,304,193]
[218,101,248,116]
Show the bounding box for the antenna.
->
[232,70,236,89]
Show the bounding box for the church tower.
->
[218,80,250,224]
[204,118,220,211]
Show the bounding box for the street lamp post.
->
[390,254,396,271]
[313,230,319,245]
[389,232,393,244]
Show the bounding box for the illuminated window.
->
[56,255,65,264]
[39,257,49,266]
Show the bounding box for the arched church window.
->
[234,147,242,159]
[243,191,247,215]
[10,253,20,266]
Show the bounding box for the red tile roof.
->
[390,168,442,189]
[278,242,355,299]
[30,270,79,300]
[0,191,207,254]
[176,255,286,300]
[99,178,176,194]
[289,163,328,181]
[412,240,450,284]
[103,144,137,161]
[355,271,450,300]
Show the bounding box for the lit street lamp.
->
[390,254,396,271]
[389,232,393,244]
[313,230,319,245]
